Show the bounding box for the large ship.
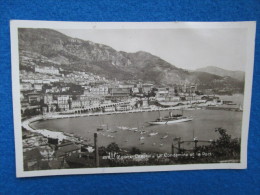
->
[148,110,193,125]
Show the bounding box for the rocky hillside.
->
[18,28,244,91]
[196,66,245,82]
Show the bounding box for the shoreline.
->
[22,105,194,142]
[21,103,239,144]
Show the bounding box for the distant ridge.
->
[196,66,245,81]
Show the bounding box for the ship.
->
[148,110,193,125]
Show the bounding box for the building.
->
[103,107,116,112]
[34,83,43,91]
[44,94,53,104]
[116,104,131,111]
[119,84,135,88]
[108,88,131,101]
[27,93,42,104]
[71,100,82,109]
[90,99,101,107]
[21,82,33,91]
[142,99,149,107]
[55,142,81,159]
[141,83,153,94]
[79,95,91,107]
[57,95,70,111]
[35,66,59,75]
[155,88,169,101]
[131,87,140,94]
[84,86,109,96]
[61,87,70,92]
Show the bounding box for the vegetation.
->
[96,128,241,167]
[198,128,241,160]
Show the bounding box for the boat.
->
[149,132,158,136]
[140,130,147,135]
[110,130,117,133]
[117,126,129,130]
[161,135,168,139]
[148,110,193,125]
[139,136,145,140]
[128,127,138,131]
[97,118,106,131]
[97,127,103,131]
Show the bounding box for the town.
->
[20,65,242,171]
[20,65,241,118]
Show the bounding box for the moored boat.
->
[148,110,193,125]
[149,132,158,136]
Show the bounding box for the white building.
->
[20,82,33,91]
[35,66,59,75]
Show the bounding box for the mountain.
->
[18,28,244,92]
[196,66,245,81]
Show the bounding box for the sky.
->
[57,28,247,71]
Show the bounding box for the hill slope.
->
[18,28,244,91]
[196,66,245,81]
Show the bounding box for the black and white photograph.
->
[10,21,256,177]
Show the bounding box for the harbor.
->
[30,107,242,154]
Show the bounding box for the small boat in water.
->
[117,126,129,130]
[161,135,168,139]
[128,127,138,131]
[139,136,145,140]
[97,127,103,131]
[140,130,147,135]
[149,132,158,136]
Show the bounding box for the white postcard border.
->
[10,20,256,178]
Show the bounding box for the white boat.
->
[117,126,129,130]
[139,136,145,140]
[161,135,168,139]
[128,127,138,131]
[148,110,193,125]
[148,117,193,125]
[149,132,158,136]
[140,130,147,135]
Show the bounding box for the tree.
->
[98,146,108,156]
[130,147,141,155]
[107,142,120,158]
[210,128,240,158]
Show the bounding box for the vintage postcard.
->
[10,21,256,177]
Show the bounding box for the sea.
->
[31,94,244,153]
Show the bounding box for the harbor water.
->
[31,107,243,154]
